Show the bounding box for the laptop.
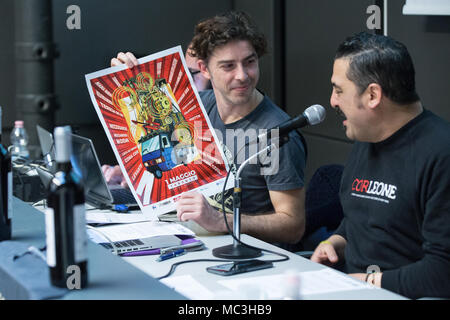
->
[71,134,138,209]
[36,125,56,172]
[36,125,138,209]
[95,234,183,255]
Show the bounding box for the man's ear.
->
[198,60,211,80]
[366,83,382,109]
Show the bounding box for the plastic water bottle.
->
[10,120,30,161]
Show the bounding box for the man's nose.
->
[330,91,337,108]
[235,64,249,82]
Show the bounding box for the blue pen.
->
[156,249,186,262]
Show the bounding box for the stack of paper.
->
[87,221,195,244]
[86,210,152,224]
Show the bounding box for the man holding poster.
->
[86,44,233,219]
[108,11,307,245]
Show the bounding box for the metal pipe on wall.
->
[14,0,58,158]
[374,0,388,36]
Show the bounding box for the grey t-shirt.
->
[200,90,305,214]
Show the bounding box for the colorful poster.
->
[85,46,231,218]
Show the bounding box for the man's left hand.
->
[176,191,226,233]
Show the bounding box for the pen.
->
[156,249,186,262]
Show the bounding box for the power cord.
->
[156,259,232,280]
[12,148,56,195]
[156,138,291,280]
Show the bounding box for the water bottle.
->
[10,120,30,161]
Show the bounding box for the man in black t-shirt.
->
[311,32,450,299]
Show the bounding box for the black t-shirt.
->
[200,90,306,214]
[335,109,450,298]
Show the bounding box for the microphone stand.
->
[212,134,290,260]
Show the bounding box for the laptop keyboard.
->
[99,239,150,253]
[110,188,137,205]
[100,239,146,250]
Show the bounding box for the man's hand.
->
[110,52,139,68]
[176,192,226,233]
[348,273,367,283]
[310,240,340,267]
[101,165,128,188]
[349,272,382,287]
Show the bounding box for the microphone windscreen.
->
[304,105,326,125]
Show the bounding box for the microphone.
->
[259,104,326,141]
[213,104,326,260]
[276,104,326,136]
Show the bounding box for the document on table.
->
[87,221,195,243]
[86,211,152,224]
[218,268,374,299]
[84,203,157,224]
[161,275,215,300]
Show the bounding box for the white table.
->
[1,197,185,300]
[123,232,408,300]
[32,203,407,300]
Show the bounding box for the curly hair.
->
[189,11,267,62]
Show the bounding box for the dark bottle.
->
[0,106,12,241]
[45,126,88,288]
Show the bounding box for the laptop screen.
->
[71,134,112,203]
[36,125,56,172]
[36,125,113,205]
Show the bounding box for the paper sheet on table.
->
[86,210,154,224]
[218,268,373,299]
[87,221,195,243]
[161,275,214,300]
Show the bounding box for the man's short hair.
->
[335,32,420,105]
[189,11,267,62]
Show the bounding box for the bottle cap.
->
[14,120,24,128]
[54,126,72,163]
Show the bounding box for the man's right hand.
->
[110,52,139,68]
[176,191,226,233]
[310,239,340,267]
[101,164,128,189]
